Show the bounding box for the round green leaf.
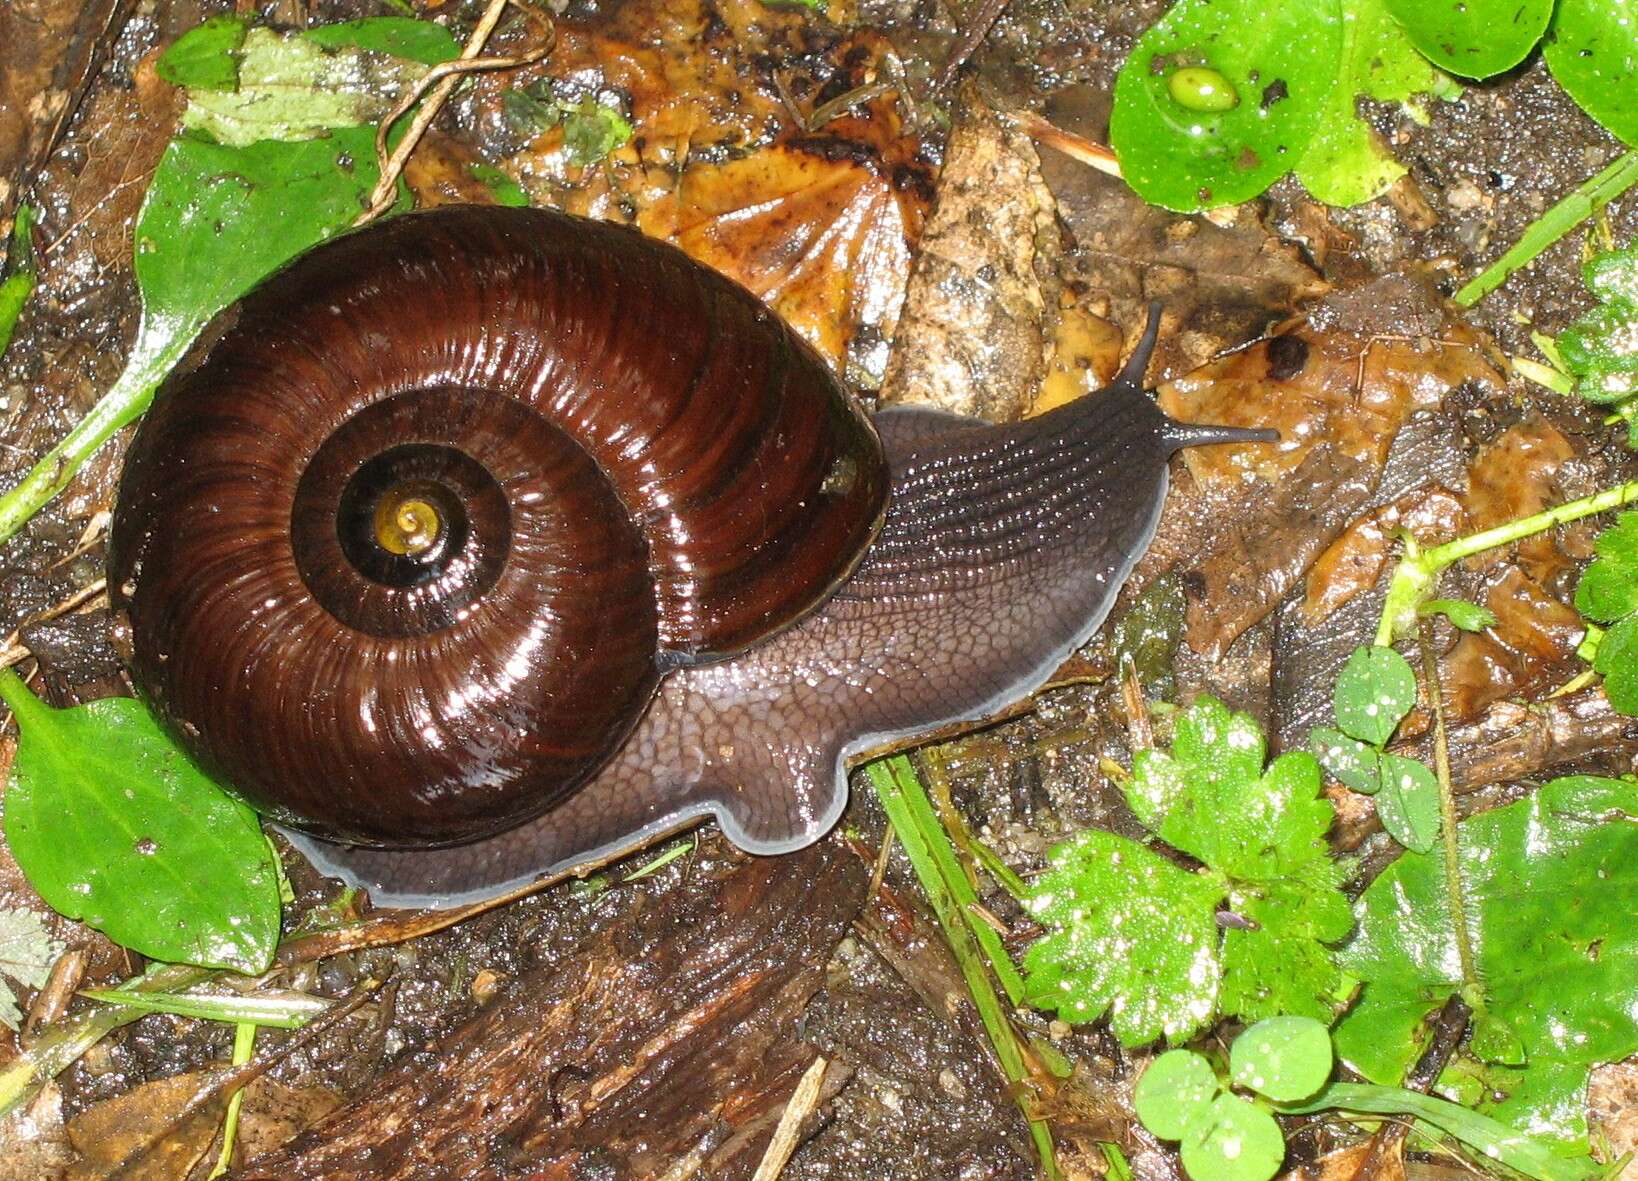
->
[1384,0,1554,79]
[1136,1050,1222,1140]
[1180,1094,1286,1181]
[1110,0,1344,211]
[1229,1016,1333,1102]
[1544,0,1638,146]
[1375,753,1441,853]
[1310,726,1381,794]
[1333,646,1416,747]
[0,673,280,973]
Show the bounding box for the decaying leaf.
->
[0,906,62,1029]
[464,0,932,379]
[65,1066,246,1181]
[1147,274,1506,658]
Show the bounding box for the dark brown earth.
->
[0,0,1636,1177]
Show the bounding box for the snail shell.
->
[108,206,887,848]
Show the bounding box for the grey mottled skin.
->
[287,324,1272,906]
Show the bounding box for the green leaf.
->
[0,671,280,974]
[79,986,329,1029]
[1230,1016,1333,1102]
[1374,753,1440,853]
[0,205,38,361]
[1023,829,1225,1045]
[0,908,63,1030]
[1295,0,1459,206]
[1286,1083,1602,1181]
[156,14,247,91]
[1469,1010,1527,1065]
[178,26,439,148]
[1333,645,1415,747]
[562,100,634,167]
[1311,726,1381,793]
[1135,1050,1222,1140]
[1110,0,1344,211]
[1220,876,1353,1022]
[1544,0,1638,147]
[1574,512,1638,622]
[1418,598,1498,633]
[1383,0,1554,79]
[1592,613,1638,714]
[468,162,530,208]
[1180,1094,1286,1181]
[301,16,459,65]
[1335,775,1638,1150]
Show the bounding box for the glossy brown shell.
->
[107,205,887,847]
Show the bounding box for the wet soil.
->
[0,0,1635,1177]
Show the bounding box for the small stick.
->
[1006,109,1122,178]
[356,0,555,224]
[749,1054,831,1181]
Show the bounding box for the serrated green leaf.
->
[1336,775,1638,1149]
[1110,0,1344,211]
[1384,0,1554,79]
[1544,0,1638,147]
[1023,829,1225,1045]
[1375,753,1440,853]
[1592,613,1638,714]
[157,15,248,91]
[1229,1016,1333,1102]
[1574,512,1638,622]
[1334,646,1416,747]
[0,671,280,973]
[1135,1050,1222,1140]
[1221,877,1352,1022]
[301,16,459,65]
[1296,0,1458,206]
[1180,1094,1286,1181]
[1312,727,1381,793]
[0,908,63,1030]
[1419,598,1498,633]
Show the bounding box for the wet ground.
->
[1,0,1636,1177]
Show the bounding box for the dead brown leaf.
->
[1149,275,1505,658]
[65,1067,241,1181]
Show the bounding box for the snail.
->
[108,204,1273,908]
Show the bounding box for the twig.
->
[1345,995,1471,1181]
[936,0,1013,88]
[0,576,109,673]
[749,1054,830,1181]
[356,0,555,224]
[1006,109,1122,178]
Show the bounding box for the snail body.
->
[109,205,1269,907]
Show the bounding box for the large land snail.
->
[108,204,1272,906]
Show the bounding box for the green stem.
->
[209,1022,257,1179]
[1284,1083,1600,1181]
[0,962,213,1117]
[866,756,1060,1181]
[1455,149,1638,307]
[1378,481,1638,642]
[1418,618,1480,1003]
[0,666,49,728]
[0,351,170,548]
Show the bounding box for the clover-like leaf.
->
[1311,727,1380,793]
[1333,646,1416,747]
[1136,1049,1222,1140]
[1375,753,1440,853]
[1543,0,1638,147]
[1230,1016,1334,1102]
[1384,0,1554,78]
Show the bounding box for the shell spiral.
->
[108,205,887,848]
